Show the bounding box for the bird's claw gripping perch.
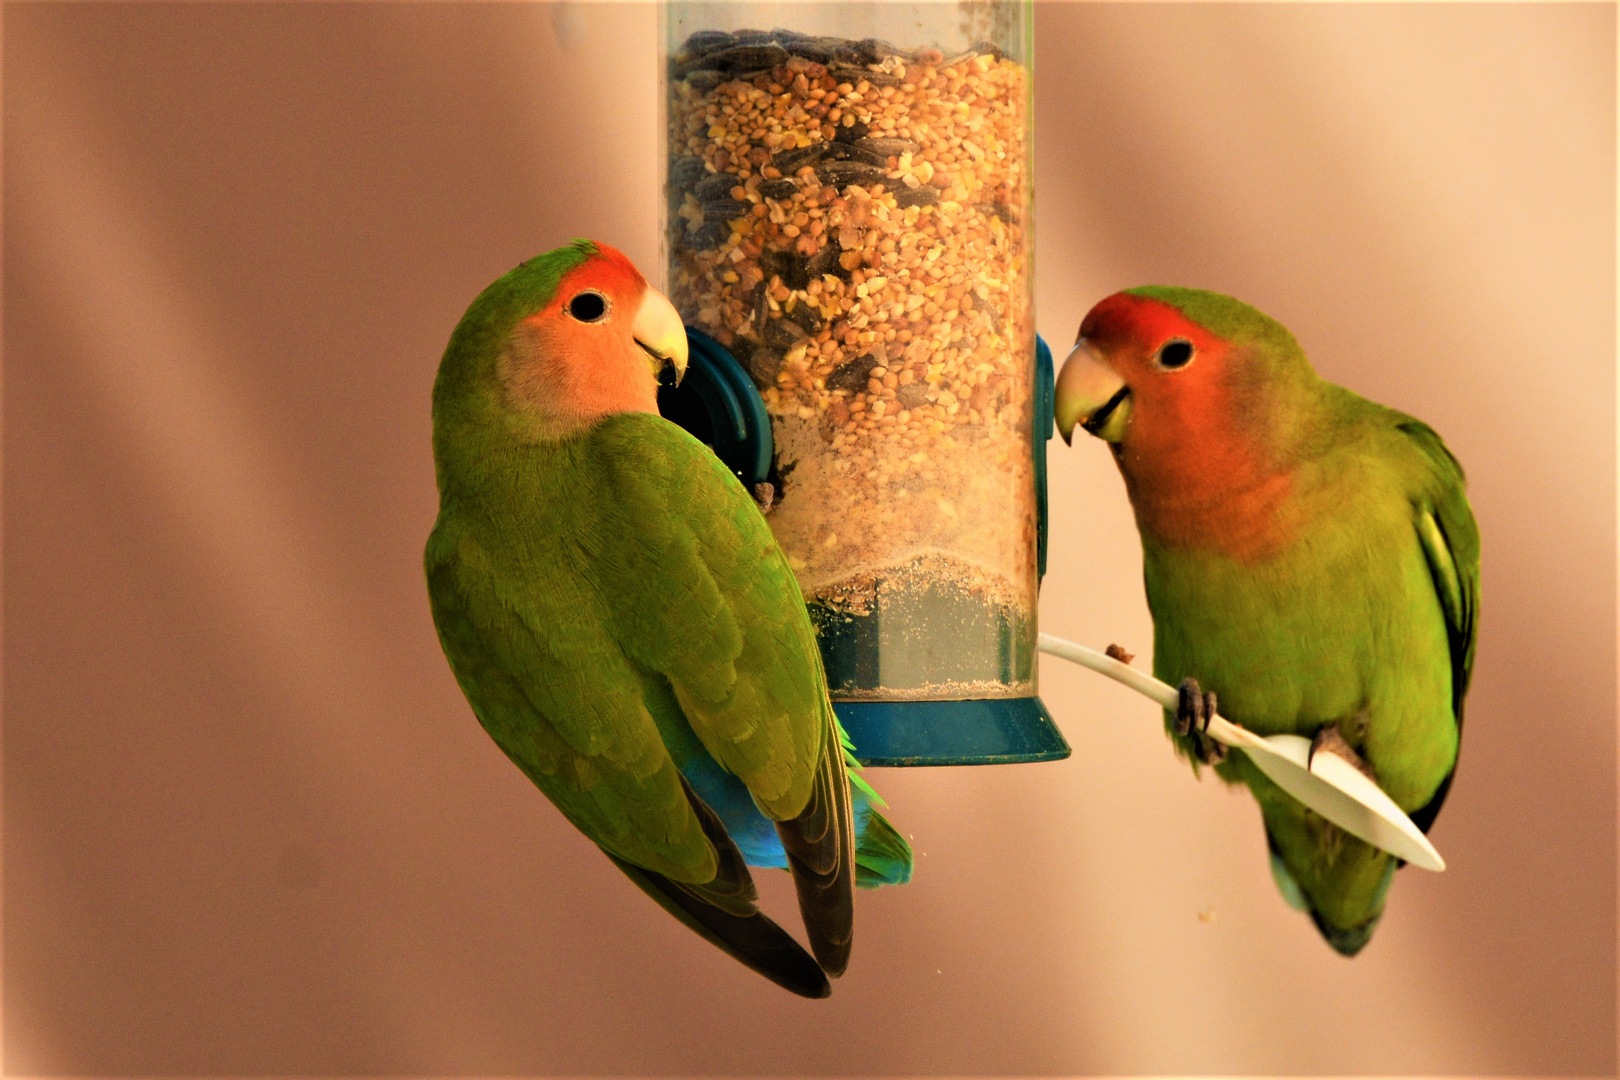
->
[1309,723,1377,782]
[1176,677,1227,765]
[1035,634,1445,872]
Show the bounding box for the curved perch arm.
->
[1036,634,1445,872]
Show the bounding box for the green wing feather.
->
[427,411,855,973]
[427,497,719,885]
[580,416,830,821]
[1394,417,1480,830]
[578,415,855,972]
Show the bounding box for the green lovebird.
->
[1054,287,1478,955]
[425,240,910,997]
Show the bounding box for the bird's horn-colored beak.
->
[1054,340,1131,445]
[633,285,688,386]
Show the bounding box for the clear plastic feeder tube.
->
[664,1,1037,703]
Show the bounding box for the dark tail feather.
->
[1266,827,1393,958]
[606,854,831,998]
[604,776,830,998]
[672,774,757,918]
[1310,907,1382,957]
[774,729,856,976]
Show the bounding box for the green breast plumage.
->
[1145,401,1466,814]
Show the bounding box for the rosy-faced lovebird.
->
[425,240,910,997]
[1054,287,1478,955]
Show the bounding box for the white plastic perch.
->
[1037,633,1445,872]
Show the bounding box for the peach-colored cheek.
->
[500,314,660,423]
[576,339,659,416]
[497,318,564,409]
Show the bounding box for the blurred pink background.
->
[4,2,1613,1073]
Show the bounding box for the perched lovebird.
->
[425,240,910,997]
[1054,287,1478,955]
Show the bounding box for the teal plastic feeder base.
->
[835,698,1069,767]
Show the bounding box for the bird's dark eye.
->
[567,291,609,322]
[1156,339,1194,370]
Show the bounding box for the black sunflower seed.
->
[771,143,826,175]
[826,353,881,392]
[808,236,851,281]
[787,301,822,335]
[831,117,870,143]
[856,136,918,158]
[679,30,736,57]
[686,221,728,250]
[670,155,708,188]
[744,347,782,388]
[816,160,886,188]
[706,43,790,72]
[764,317,809,352]
[750,281,770,327]
[852,68,902,88]
[774,31,838,58]
[694,173,741,201]
[857,38,902,62]
[822,143,889,168]
[894,186,940,208]
[758,177,800,201]
[760,249,811,290]
[829,44,866,68]
[702,198,751,221]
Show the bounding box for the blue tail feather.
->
[656,698,912,886]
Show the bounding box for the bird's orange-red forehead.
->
[538,242,649,317]
[1080,292,1220,359]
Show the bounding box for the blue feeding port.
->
[1035,334,1056,579]
[658,327,773,488]
[660,326,1069,767]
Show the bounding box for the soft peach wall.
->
[4,2,1613,1074]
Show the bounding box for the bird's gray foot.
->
[1309,724,1376,782]
[1176,677,1227,764]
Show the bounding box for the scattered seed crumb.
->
[1198,906,1217,925]
[1105,643,1135,665]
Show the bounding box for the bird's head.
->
[1056,287,1302,441]
[1053,287,1324,541]
[1054,289,1212,447]
[500,241,688,434]
[1056,285,1320,451]
[434,240,687,446]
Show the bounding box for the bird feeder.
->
[659,0,1066,766]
